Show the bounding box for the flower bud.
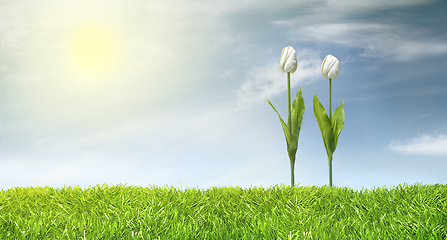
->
[321,54,339,79]
[279,46,297,73]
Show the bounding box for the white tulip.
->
[279,46,297,73]
[321,54,339,79]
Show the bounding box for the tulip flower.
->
[279,46,297,73]
[266,46,304,188]
[321,54,339,79]
[313,54,345,187]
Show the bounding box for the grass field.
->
[0,182,446,239]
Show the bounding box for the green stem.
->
[328,154,333,187]
[329,78,332,121]
[287,72,292,134]
[290,159,295,187]
[287,72,294,187]
[329,78,332,188]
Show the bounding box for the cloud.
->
[325,0,435,10]
[408,114,433,122]
[389,134,447,155]
[297,23,447,61]
[275,0,447,61]
[234,48,321,110]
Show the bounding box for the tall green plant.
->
[313,54,345,187]
[266,46,305,187]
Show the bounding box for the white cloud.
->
[389,134,447,155]
[288,22,447,61]
[273,0,447,62]
[326,0,434,10]
[234,48,321,110]
[408,114,433,122]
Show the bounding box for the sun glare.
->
[66,23,122,82]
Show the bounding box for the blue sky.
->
[1,0,446,193]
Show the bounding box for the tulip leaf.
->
[266,96,293,149]
[331,100,345,150]
[313,95,335,157]
[289,87,305,157]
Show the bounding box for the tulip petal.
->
[279,47,288,72]
[321,55,329,78]
[286,50,297,73]
[279,46,297,73]
[321,54,339,79]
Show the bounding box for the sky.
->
[1,0,446,194]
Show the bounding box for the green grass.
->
[0,182,446,239]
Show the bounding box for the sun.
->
[66,23,122,82]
